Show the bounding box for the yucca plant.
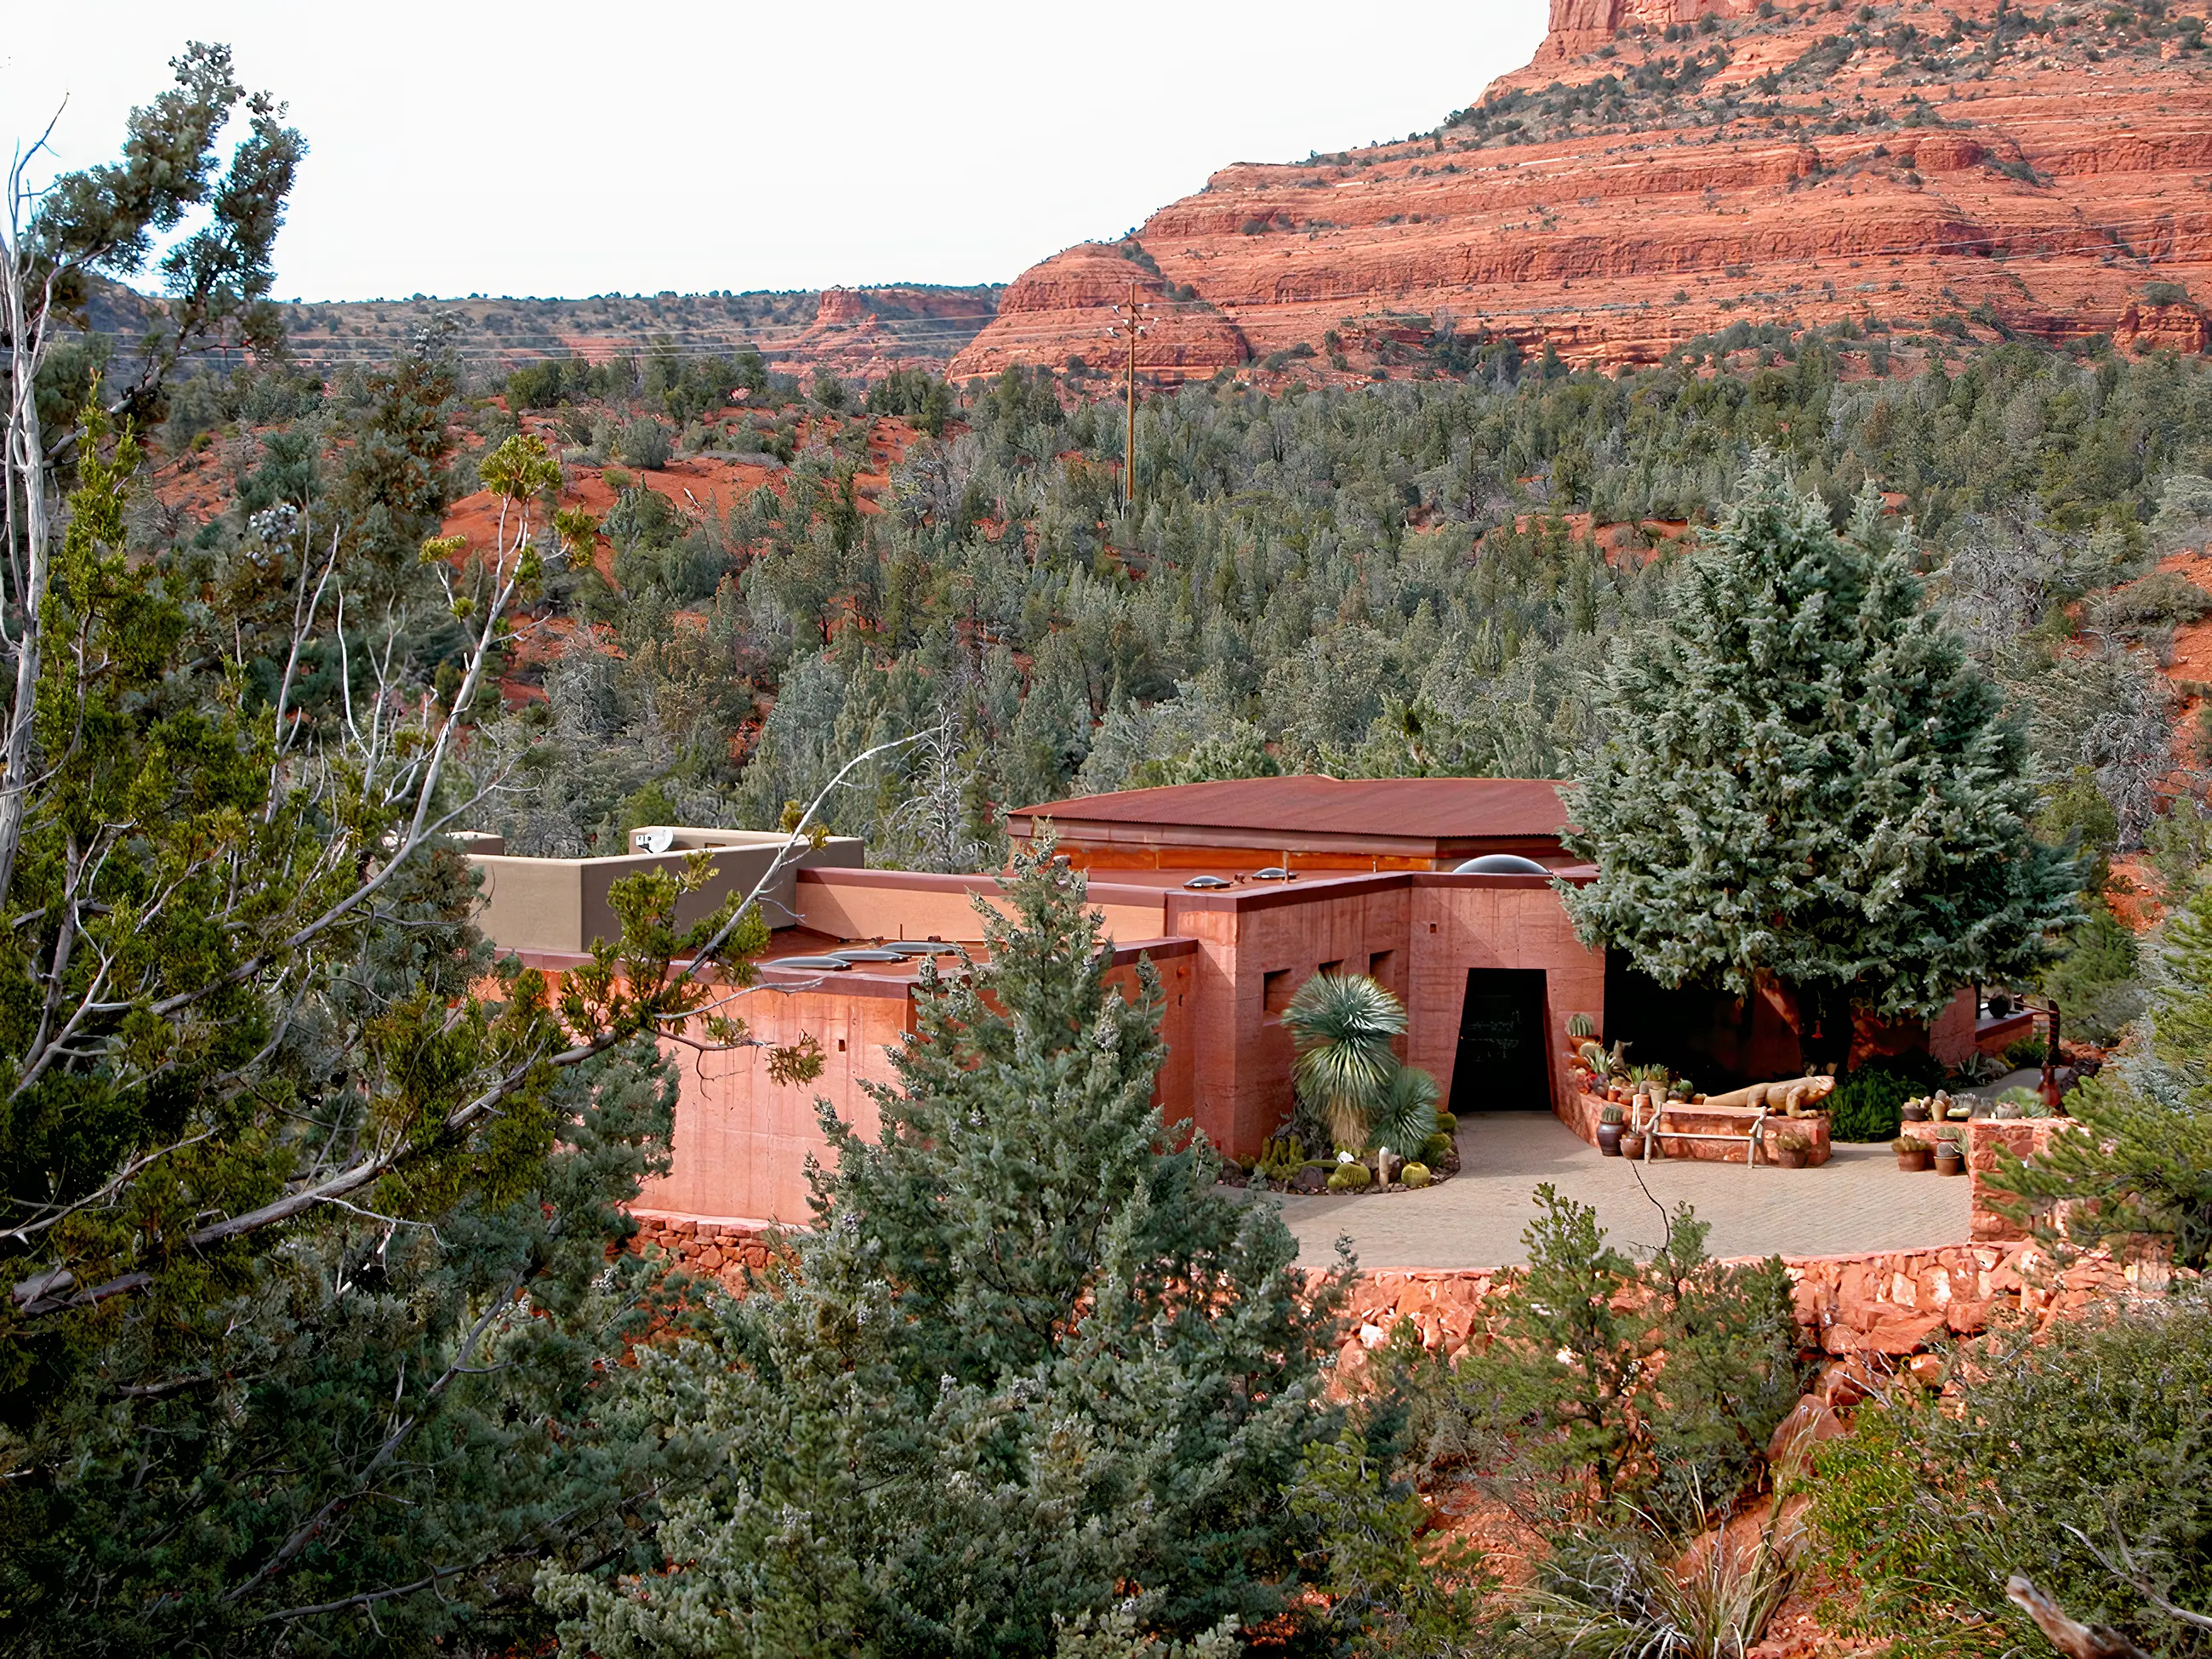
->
[1284,972,1405,1151]
[1369,1063,1443,1155]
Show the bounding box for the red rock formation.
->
[951,242,1250,385]
[954,0,2212,379]
[768,285,1001,383]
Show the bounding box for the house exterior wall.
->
[637,978,912,1223]
[635,937,1201,1227]
[1163,879,1417,1159]
[1405,875,1608,1120]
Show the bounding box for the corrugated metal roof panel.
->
[1009,776,1570,842]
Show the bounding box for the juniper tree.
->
[0,63,848,1641]
[543,841,1348,1656]
[1561,459,2079,1068]
[1993,872,2212,1269]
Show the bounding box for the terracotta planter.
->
[1934,1143,1966,1177]
[1618,1132,1647,1160]
[1902,1100,1930,1123]
[1597,1121,1623,1156]
[1896,1144,1932,1172]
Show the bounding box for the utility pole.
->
[1106,282,1149,510]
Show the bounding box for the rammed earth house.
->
[466,777,1978,1227]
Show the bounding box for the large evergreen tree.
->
[1561,460,2079,1066]
[544,841,1348,1655]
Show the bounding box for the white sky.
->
[3,2,1548,302]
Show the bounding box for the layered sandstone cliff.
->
[952,0,2212,379]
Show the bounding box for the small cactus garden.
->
[1214,971,1461,1195]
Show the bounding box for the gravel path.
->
[1253,1111,1971,1270]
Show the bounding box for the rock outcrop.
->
[952,0,2212,379]
[949,242,1250,385]
[772,285,1003,382]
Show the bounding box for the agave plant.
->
[1283,972,1405,1151]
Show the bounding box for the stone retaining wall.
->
[1898,1118,2077,1241]
[629,1208,2187,1401]
[1333,1240,2184,1395]
[627,1210,784,1290]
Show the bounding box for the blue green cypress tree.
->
[1562,459,2080,1067]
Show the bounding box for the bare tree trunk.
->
[0,228,52,915]
[2007,1576,2155,1659]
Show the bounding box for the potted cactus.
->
[1597,1102,1626,1156]
[1933,1126,1967,1177]
[1893,1136,1933,1172]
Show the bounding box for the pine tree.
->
[1561,459,2079,1066]
[544,840,1348,1654]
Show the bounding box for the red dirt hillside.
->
[953,0,2212,379]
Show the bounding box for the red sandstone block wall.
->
[636,942,1200,1226]
[1168,883,1415,1159]
[1406,881,1605,1118]
[636,984,910,1224]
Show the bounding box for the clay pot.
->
[1902,1098,1930,1122]
[1896,1143,1932,1172]
[1619,1132,1647,1160]
[1934,1142,1966,1177]
[1597,1121,1624,1157]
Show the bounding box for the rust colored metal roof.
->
[1008,776,1570,847]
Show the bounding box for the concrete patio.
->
[1259,1111,1971,1269]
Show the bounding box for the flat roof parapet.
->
[467,828,864,957]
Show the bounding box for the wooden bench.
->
[1629,1097,1772,1169]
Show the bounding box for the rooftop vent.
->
[1453,853,1552,875]
[1251,866,1292,881]
[1183,875,1233,890]
[767,955,852,972]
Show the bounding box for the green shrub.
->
[1813,1291,2212,1657]
[2092,568,2212,635]
[614,415,672,470]
[1827,1053,1943,1143]
[2002,1035,2047,1069]
[1389,1187,1801,1536]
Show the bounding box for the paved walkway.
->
[1257,1113,1970,1270]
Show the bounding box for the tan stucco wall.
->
[470,835,864,955]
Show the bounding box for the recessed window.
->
[1369,949,1397,993]
[1319,959,1343,978]
[1263,969,1293,1020]
[835,1037,847,1052]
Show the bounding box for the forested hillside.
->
[137,318,2212,1040]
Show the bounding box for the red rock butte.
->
[951,0,2211,380]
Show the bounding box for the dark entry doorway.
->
[1449,968,1551,1114]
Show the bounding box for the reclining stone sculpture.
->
[1695,1075,1837,1119]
